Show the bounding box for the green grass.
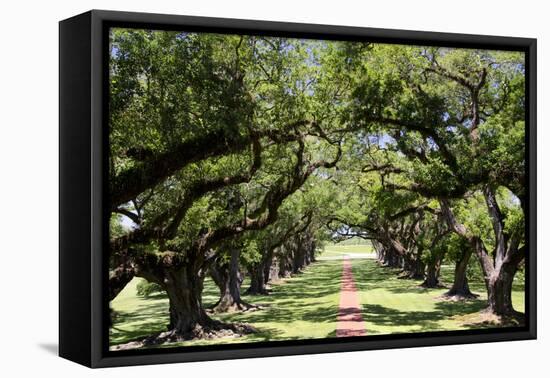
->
[110,279,169,345]
[110,259,342,348]
[352,259,525,335]
[319,243,375,259]
[110,246,525,349]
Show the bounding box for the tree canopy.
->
[108,28,527,345]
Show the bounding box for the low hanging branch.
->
[110,119,320,211]
[109,135,341,299]
[438,198,495,276]
[110,136,263,257]
[198,138,342,252]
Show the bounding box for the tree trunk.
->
[291,239,305,274]
[246,248,273,295]
[277,243,294,278]
[163,265,212,336]
[109,262,135,301]
[381,236,407,269]
[247,266,268,295]
[133,252,218,339]
[372,240,385,264]
[480,187,524,319]
[401,252,425,279]
[439,193,525,319]
[210,248,251,312]
[390,250,401,268]
[486,262,519,317]
[301,232,316,266]
[444,248,476,298]
[121,257,256,348]
[422,257,442,288]
[309,240,317,263]
[383,247,401,268]
[267,253,279,282]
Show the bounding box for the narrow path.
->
[336,255,367,337]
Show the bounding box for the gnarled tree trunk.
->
[247,265,268,295]
[401,251,425,279]
[421,227,448,288]
[132,251,252,343]
[444,248,476,298]
[164,265,211,334]
[309,240,317,263]
[372,240,386,264]
[246,247,275,295]
[109,261,135,301]
[375,240,400,268]
[422,254,443,288]
[210,248,252,312]
[486,262,518,316]
[267,254,280,282]
[440,195,524,320]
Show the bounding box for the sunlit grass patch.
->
[351,258,525,334]
[110,259,342,348]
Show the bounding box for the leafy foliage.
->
[136,280,164,298]
[107,28,526,325]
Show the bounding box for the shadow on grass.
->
[222,260,343,326]
[361,298,487,332]
[110,298,170,345]
[350,258,498,333]
[111,260,343,346]
[111,256,525,347]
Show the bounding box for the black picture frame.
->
[59,9,537,368]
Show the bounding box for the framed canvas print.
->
[59,10,536,368]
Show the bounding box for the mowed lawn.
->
[110,258,342,348]
[319,244,375,259]
[110,244,525,349]
[352,258,525,335]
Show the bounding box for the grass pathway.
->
[336,256,367,337]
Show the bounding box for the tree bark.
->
[277,242,294,278]
[266,253,280,282]
[246,248,273,295]
[422,250,444,288]
[443,247,477,298]
[292,242,306,274]
[380,245,401,268]
[247,266,268,295]
[109,261,135,301]
[422,260,441,288]
[380,236,407,269]
[401,251,425,279]
[134,252,217,338]
[210,248,251,312]
[372,240,386,264]
[164,266,211,334]
[486,261,519,316]
[309,240,317,263]
[480,187,524,318]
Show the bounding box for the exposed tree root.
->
[439,291,480,301]
[481,307,525,326]
[419,281,446,289]
[208,301,263,314]
[459,308,526,328]
[110,321,257,351]
[440,288,479,302]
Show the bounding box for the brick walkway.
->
[336,256,367,337]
